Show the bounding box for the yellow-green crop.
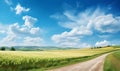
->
[0,47,118,71]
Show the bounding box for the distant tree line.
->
[0,47,16,51]
[91,45,111,49]
[91,46,102,49]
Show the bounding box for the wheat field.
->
[0,47,118,71]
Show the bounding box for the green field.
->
[104,50,120,71]
[0,47,119,71]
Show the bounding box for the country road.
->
[48,53,110,71]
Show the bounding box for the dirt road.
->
[48,53,109,71]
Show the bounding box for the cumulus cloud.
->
[23,15,37,28]
[51,7,120,47]
[9,15,40,36]
[9,23,40,36]
[52,32,80,43]
[0,15,42,46]
[30,27,40,34]
[93,14,120,33]
[15,3,30,15]
[52,31,91,47]
[51,8,99,47]
[95,40,109,47]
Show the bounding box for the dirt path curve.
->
[48,53,110,71]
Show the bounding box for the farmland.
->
[0,47,119,71]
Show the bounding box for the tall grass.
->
[104,50,120,71]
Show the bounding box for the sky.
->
[0,0,120,47]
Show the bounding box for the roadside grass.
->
[104,50,120,71]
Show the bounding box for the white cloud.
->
[95,40,109,47]
[23,15,37,28]
[2,35,16,42]
[51,7,120,47]
[4,0,12,5]
[9,23,29,35]
[51,8,99,47]
[52,32,80,43]
[93,14,120,33]
[0,15,43,46]
[9,15,40,36]
[52,31,80,47]
[15,3,30,15]
[0,34,17,46]
[23,37,43,46]
[30,27,40,34]
[51,31,91,47]
[0,24,16,46]
[0,35,43,46]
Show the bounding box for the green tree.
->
[0,47,6,51]
[10,47,16,51]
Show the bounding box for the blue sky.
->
[0,0,120,47]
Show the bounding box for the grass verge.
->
[104,50,120,71]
